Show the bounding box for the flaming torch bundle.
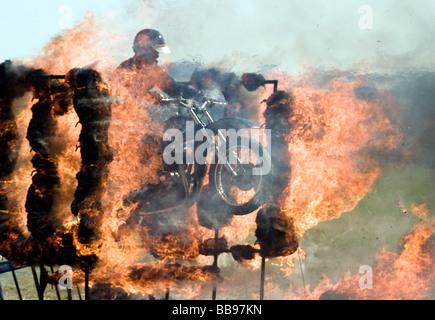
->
[0,62,75,266]
[67,68,113,246]
[0,61,25,241]
[0,62,114,298]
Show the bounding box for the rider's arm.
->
[166,78,202,100]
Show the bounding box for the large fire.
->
[1,15,433,300]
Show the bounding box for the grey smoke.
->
[121,0,435,75]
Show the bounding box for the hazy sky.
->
[1,0,435,74]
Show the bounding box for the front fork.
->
[188,108,239,177]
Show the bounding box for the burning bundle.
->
[241,73,268,92]
[262,90,293,202]
[0,61,28,239]
[255,205,298,258]
[225,78,299,259]
[25,70,70,238]
[253,89,298,258]
[129,262,221,286]
[0,61,76,267]
[199,237,229,256]
[66,68,113,247]
[199,237,261,264]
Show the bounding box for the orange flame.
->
[255,70,401,236]
[297,213,435,300]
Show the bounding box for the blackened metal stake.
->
[11,269,22,300]
[50,266,61,300]
[84,269,89,300]
[38,265,49,301]
[31,266,42,300]
[77,286,82,300]
[0,279,6,300]
[212,227,219,300]
[260,256,266,300]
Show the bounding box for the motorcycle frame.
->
[138,100,260,216]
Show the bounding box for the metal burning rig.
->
[0,60,298,300]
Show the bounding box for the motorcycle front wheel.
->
[209,138,272,215]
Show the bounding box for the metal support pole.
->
[11,270,22,300]
[212,228,219,300]
[37,265,49,301]
[77,286,82,300]
[84,269,89,300]
[0,278,6,300]
[50,266,61,300]
[260,256,266,300]
[31,266,42,300]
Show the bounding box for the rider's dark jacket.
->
[116,57,198,102]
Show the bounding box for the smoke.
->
[389,72,435,166]
[2,0,435,75]
[118,0,435,75]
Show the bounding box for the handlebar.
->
[199,99,228,110]
[161,96,227,110]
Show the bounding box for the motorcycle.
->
[126,74,277,229]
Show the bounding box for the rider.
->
[117,29,178,99]
[119,28,171,69]
[116,29,194,240]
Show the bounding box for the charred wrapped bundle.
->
[0,61,32,240]
[66,68,112,245]
[255,205,298,258]
[25,70,66,238]
[229,244,259,263]
[263,90,294,135]
[199,237,229,256]
[199,238,260,264]
[129,262,221,286]
[25,154,60,237]
[0,62,76,267]
[263,90,294,201]
[241,73,266,92]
